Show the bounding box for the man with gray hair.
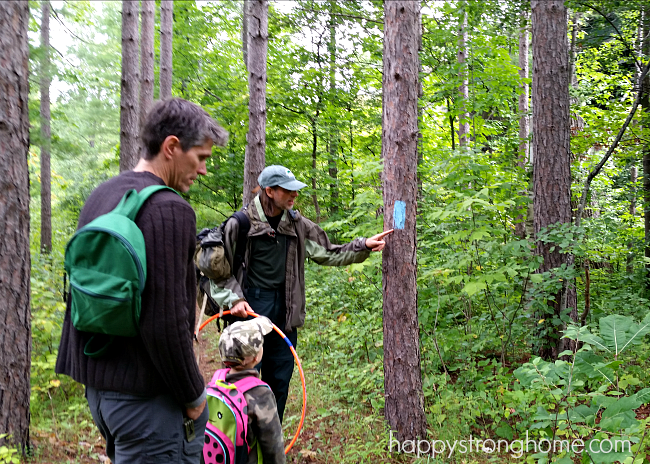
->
[56,98,227,463]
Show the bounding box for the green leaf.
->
[569,404,597,425]
[586,438,633,463]
[495,423,513,440]
[462,281,486,296]
[599,396,640,431]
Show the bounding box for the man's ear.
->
[160,135,181,160]
[265,186,275,198]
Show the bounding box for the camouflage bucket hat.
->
[219,316,273,365]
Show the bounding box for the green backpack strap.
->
[112,185,179,220]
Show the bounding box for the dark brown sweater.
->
[55,171,205,408]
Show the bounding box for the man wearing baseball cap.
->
[209,165,392,421]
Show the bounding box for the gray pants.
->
[86,387,208,464]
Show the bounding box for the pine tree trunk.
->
[311,118,321,223]
[243,0,268,206]
[328,1,339,216]
[515,4,530,239]
[531,0,576,359]
[140,0,155,127]
[382,0,427,442]
[642,7,650,287]
[40,0,52,254]
[120,0,140,172]
[457,2,470,146]
[0,1,32,453]
[242,0,249,70]
[628,166,637,274]
[159,0,173,100]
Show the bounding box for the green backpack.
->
[64,185,178,357]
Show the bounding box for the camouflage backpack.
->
[202,368,267,464]
[195,211,250,282]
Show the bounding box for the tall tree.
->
[457,1,470,146]
[159,0,173,100]
[120,0,140,172]
[382,0,427,442]
[140,0,155,127]
[518,6,530,166]
[40,0,52,253]
[242,0,249,70]
[515,3,530,239]
[243,0,268,205]
[327,0,339,216]
[531,0,576,359]
[642,6,650,285]
[0,0,31,453]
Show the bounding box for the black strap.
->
[231,210,250,275]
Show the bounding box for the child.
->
[203,316,286,464]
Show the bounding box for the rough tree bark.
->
[243,0,268,206]
[382,0,427,442]
[642,7,650,286]
[40,0,52,254]
[327,0,339,216]
[242,0,249,70]
[139,0,155,127]
[515,4,530,239]
[628,166,637,274]
[120,0,140,172]
[531,0,577,359]
[457,1,470,146]
[159,0,174,100]
[0,0,32,453]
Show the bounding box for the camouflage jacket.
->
[225,368,286,464]
[210,193,370,332]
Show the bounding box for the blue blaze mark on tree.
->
[393,201,406,229]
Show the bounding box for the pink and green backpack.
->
[202,369,268,464]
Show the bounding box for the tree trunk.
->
[140,0,155,127]
[40,0,52,254]
[243,0,268,206]
[531,0,576,359]
[515,4,530,239]
[382,0,427,442]
[0,1,31,453]
[518,7,530,168]
[328,1,339,216]
[642,6,650,287]
[457,1,470,146]
[417,7,424,200]
[311,118,321,223]
[120,0,140,172]
[242,0,249,70]
[159,0,173,100]
[628,166,637,274]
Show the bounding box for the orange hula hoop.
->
[197,310,306,454]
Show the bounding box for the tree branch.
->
[51,8,93,45]
[293,6,382,26]
[574,58,650,227]
[576,2,642,71]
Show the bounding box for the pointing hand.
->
[365,229,394,252]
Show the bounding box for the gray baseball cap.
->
[258,165,307,191]
[219,316,273,365]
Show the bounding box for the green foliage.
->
[514,313,650,462]
[0,435,19,464]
